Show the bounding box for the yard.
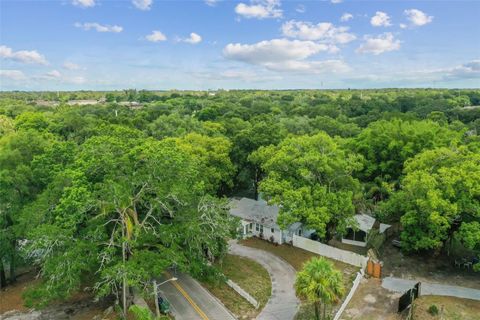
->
[412,295,480,320]
[381,241,480,289]
[240,238,359,320]
[202,254,271,320]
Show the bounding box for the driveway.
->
[382,277,480,301]
[229,240,300,320]
[157,272,236,320]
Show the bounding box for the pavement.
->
[382,276,480,301]
[157,272,236,320]
[229,240,300,320]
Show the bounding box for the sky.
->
[0,0,479,90]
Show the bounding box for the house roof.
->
[354,214,376,232]
[229,198,280,229]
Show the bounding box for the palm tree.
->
[295,257,345,320]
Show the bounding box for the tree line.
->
[0,89,479,312]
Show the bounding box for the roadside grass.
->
[202,254,271,319]
[412,296,480,320]
[240,238,359,320]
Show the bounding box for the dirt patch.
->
[342,278,402,320]
[0,271,117,320]
[381,243,480,289]
[412,295,480,320]
[0,271,37,314]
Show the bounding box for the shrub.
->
[428,304,439,316]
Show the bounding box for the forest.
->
[1,89,479,313]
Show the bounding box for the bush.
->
[428,304,439,316]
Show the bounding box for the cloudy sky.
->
[0,0,479,90]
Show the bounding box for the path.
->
[382,277,480,301]
[229,240,300,320]
[157,272,236,320]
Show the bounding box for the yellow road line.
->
[165,272,210,320]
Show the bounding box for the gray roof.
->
[229,198,280,228]
[354,214,376,232]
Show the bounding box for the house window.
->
[249,223,253,230]
[298,229,302,236]
[256,223,259,232]
[271,228,274,233]
[259,225,263,233]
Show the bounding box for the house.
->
[67,99,100,106]
[341,214,391,247]
[229,197,313,244]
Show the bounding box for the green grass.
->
[202,254,271,319]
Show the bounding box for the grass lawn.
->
[202,254,271,320]
[240,238,359,320]
[412,296,480,320]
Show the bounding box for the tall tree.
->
[295,257,344,320]
[382,146,480,256]
[251,132,363,239]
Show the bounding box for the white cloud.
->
[0,45,48,65]
[404,9,433,27]
[204,0,218,6]
[340,13,353,22]
[264,59,350,73]
[224,39,329,64]
[296,4,305,13]
[44,70,62,79]
[74,22,123,33]
[235,0,282,19]
[63,61,81,70]
[223,38,348,74]
[132,0,153,11]
[356,33,400,55]
[331,0,342,4]
[370,11,392,27]
[400,23,407,29]
[281,20,356,44]
[0,70,26,81]
[145,30,167,42]
[181,33,202,44]
[72,0,95,8]
[445,59,480,80]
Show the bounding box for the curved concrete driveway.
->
[229,240,299,320]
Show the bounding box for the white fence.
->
[333,271,364,320]
[292,235,369,268]
[226,279,260,309]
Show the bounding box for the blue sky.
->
[0,0,479,90]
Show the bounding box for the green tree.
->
[295,257,344,320]
[383,147,480,255]
[251,132,363,239]
[352,119,462,202]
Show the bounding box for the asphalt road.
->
[229,240,300,320]
[157,272,236,320]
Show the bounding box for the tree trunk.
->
[0,261,6,289]
[122,220,128,319]
[9,250,16,284]
[314,302,320,320]
[323,303,327,320]
[253,168,259,201]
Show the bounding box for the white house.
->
[229,197,313,244]
[341,214,391,247]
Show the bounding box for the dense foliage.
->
[0,89,479,308]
